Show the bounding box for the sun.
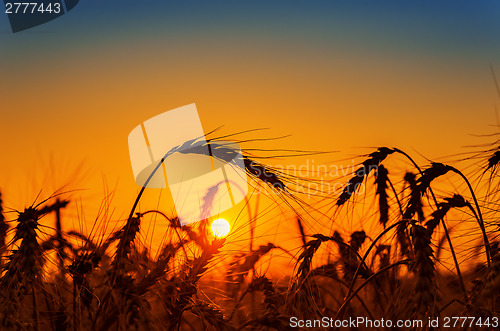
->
[211,218,231,238]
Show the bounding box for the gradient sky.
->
[1,1,500,229]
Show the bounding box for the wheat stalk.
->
[410,223,438,318]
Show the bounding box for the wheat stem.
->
[447,166,491,267]
[336,259,411,320]
[343,220,408,310]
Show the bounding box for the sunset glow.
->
[1,2,499,328]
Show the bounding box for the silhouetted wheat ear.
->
[410,223,437,318]
[69,251,97,308]
[426,194,470,235]
[296,217,307,247]
[228,243,276,284]
[337,147,395,206]
[0,207,45,329]
[335,231,372,281]
[102,275,152,330]
[247,276,280,316]
[404,163,451,220]
[0,192,8,262]
[135,241,188,294]
[188,303,234,331]
[469,243,499,311]
[403,172,424,221]
[296,234,326,283]
[375,164,390,227]
[244,157,287,191]
[112,215,141,272]
[166,238,225,329]
[396,221,411,259]
[374,244,391,270]
[481,250,500,298]
[1,207,43,289]
[349,230,367,252]
[179,140,287,191]
[297,233,371,285]
[53,199,69,273]
[486,148,500,171]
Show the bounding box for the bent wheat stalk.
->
[395,156,467,298]
[126,139,287,225]
[446,165,491,266]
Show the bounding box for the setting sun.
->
[211,218,231,238]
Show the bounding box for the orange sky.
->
[1,40,498,207]
[1,2,499,266]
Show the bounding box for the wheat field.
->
[0,135,499,331]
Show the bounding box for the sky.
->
[1,1,500,241]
